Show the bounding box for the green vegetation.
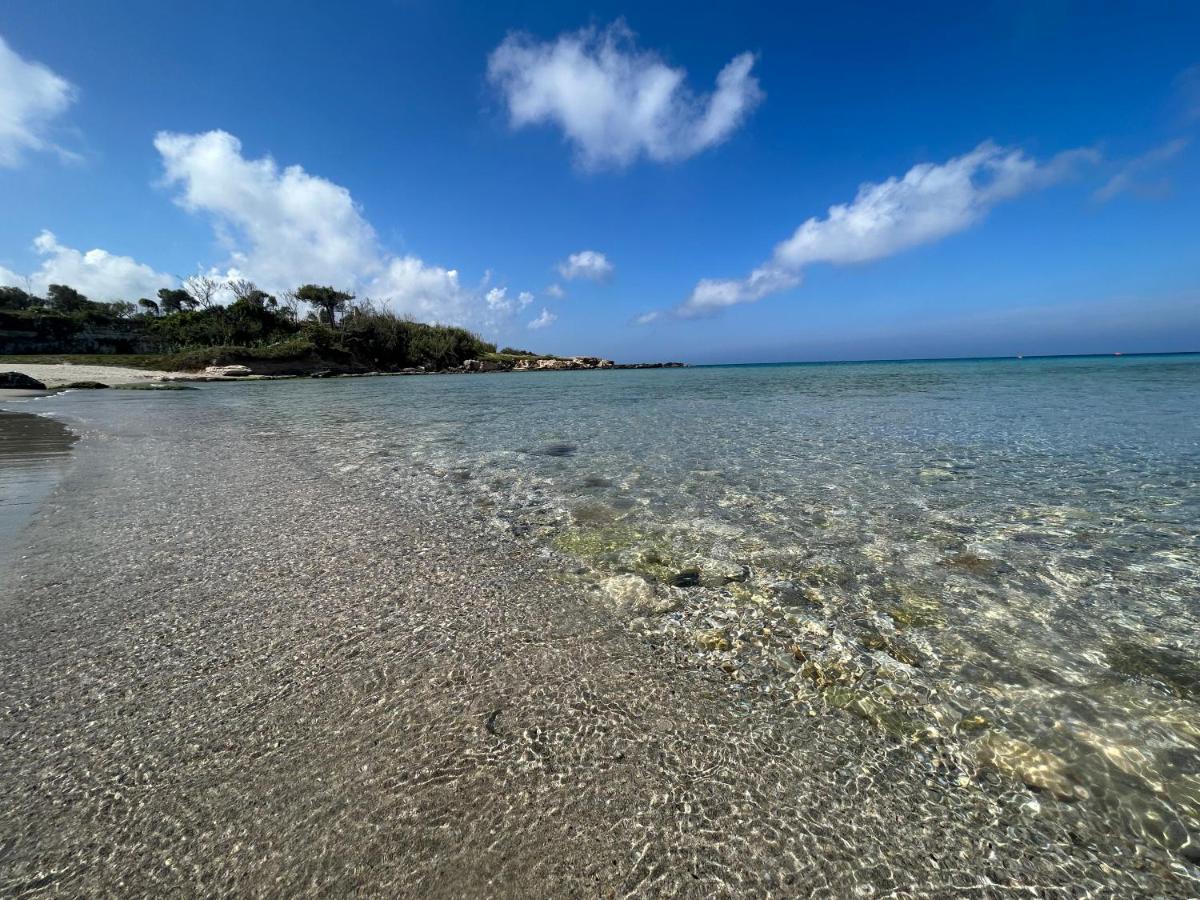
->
[0,280,499,373]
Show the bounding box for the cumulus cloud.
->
[654,141,1097,320]
[1094,138,1190,202]
[366,256,480,324]
[545,282,566,298]
[481,286,535,316]
[488,22,762,168]
[155,130,379,291]
[0,230,174,299]
[528,307,557,329]
[155,129,531,329]
[0,34,77,166]
[558,250,613,281]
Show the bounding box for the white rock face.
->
[204,365,253,377]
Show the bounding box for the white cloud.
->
[486,286,512,312]
[481,287,534,315]
[1094,138,1189,203]
[155,129,531,329]
[0,264,27,288]
[0,230,174,299]
[545,282,566,298]
[488,22,762,168]
[660,141,1097,319]
[528,308,557,329]
[155,130,379,292]
[367,256,479,324]
[558,249,613,281]
[0,35,76,167]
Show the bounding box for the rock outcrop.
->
[511,356,615,371]
[0,371,47,390]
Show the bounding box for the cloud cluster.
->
[488,22,761,168]
[527,308,557,329]
[154,129,532,329]
[557,249,613,281]
[0,230,173,300]
[0,35,76,167]
[664,141,1097,319]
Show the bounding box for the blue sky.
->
[1,0,1198,363]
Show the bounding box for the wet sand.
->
[0,410,76,569]
[0,396,1192,897]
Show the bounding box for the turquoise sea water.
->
[18,352,1200,867]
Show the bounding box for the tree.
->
[295,284,354,327]
[278,289,301,321]
[107,300,136,319]
[46,283,89,312]
[138,298,160,317]
[157,287,193,314]
[182,274,221,310]
[0,286,35,309]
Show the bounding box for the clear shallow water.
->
[37,355,1200,869]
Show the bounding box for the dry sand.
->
[0,362,193,388]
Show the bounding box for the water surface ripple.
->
[54,354,1200,875]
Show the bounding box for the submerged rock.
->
[0,371,46,390]
[974,733,1086,801]
[886,592,944,629]
[942,551,1000,576]
[536,443,577,458]
[670,569,701,588]
[957,714,990,733]
[1105,640,1200,699]
[692,558,749,588]
[695,629,731,652]
[599,574,675,616]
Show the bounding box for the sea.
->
[5,351,1199,869]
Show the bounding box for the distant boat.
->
[1017,355,1023,359]
[1114,351,1122,356]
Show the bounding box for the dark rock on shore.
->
[0,371,46,390]
[61,381,110,389]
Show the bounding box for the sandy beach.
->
[0,386,1191,897]
[0,362,194,388]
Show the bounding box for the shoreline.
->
[0,389,1192,896]
[0,358,688,391]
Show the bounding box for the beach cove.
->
[1,357,1199,895]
